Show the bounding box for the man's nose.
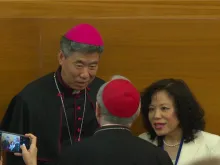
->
[80,67,90,79]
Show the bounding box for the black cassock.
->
[58,125,173,165]
[0,68,105,165]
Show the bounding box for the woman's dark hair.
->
[141,78,205,146]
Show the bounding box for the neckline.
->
[94,125,131,135]
[54,66,93,95]
[55,67,73,93]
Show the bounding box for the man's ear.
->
[133,103,141,121]
[58,51,66,66]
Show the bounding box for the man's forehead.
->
[71,53,99,62]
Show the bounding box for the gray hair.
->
[96,75,141,126]
[60,36,104,57]
[110,75,131,82]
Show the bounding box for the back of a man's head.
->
[96,75,141,126]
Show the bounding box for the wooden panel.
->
[0,1,220,18]
[0,18,40,119]
[0,0,220,137]
[32,18,220,136]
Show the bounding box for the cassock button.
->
[77,128,81,132]
[78,117,82,121]
[77,106,81,110]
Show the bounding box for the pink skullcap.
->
[64,23,104,46]
[102,79,140,118]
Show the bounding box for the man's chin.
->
[71,85,88,91]
[77,87,87,91]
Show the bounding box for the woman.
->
[139,78,220,165]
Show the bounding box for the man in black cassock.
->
[58,75,173,165]
[0,23,105,165]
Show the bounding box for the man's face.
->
[58,51,100,90]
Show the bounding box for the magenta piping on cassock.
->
[73,96,77,141]
[58,106,63,153]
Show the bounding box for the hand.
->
[14,133,37,165]
[0,156,2,165]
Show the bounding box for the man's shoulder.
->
[133,135,158,148]
[62,135,171,163]
[132,136,172,163]
[19,72,54,97]
[138,132,158,145]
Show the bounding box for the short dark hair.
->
[141,78,205,146]
[60,36,104,57]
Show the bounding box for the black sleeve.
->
[0,95,31,165]
[157,149,173,165]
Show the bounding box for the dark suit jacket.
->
[59,125,173,165]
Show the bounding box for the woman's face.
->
[148,90,180,136]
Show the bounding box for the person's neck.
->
[100,121,131,128]
[60,67,72,89]
[164,128,183,145]
[102,124,124,127]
